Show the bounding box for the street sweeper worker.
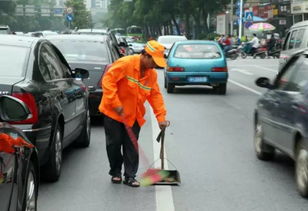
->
[98,40,170,187]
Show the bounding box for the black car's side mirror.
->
[72,68,89,79]
[0,95,30,121]
[255,77,272,89]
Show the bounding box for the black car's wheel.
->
[296,140,308,197]
[76,110,91,147]
[214,83,227,95]
[23,162,38,211]
[167,83,174,93]
[43,124,63,182]
[254,120,275,160]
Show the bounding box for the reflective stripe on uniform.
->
[126,76,152,91]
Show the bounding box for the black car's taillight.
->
[98,64,112,88]
[11,92,38,124]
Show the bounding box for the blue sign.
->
[236,9,241,16]
[66,14,73,22]
[236,0,241,8]
[245,11,253,21]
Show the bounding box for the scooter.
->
[240,42,267,59]
[225,45,239,60]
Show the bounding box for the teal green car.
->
[164,40,228,94]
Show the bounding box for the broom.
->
[124,123,169,186]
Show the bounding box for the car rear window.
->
[174,44,221,59]
[50,39,110,63]
[0,46,28,76]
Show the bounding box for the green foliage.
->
[107,0,230,38]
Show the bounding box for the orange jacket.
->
[98,55,166,127]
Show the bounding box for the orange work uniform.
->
[98,54,166,127]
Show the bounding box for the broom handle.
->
[160,129,165,170]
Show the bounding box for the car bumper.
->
[165,72,228,85]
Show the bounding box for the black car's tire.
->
[295,140,308,197]
[76,110,91,148]
[241,52,247,59]
[167,83,174,93]
[23,162,38,211]
[254,121,275,161]
[215,83,227,95]
[43,124,63,182]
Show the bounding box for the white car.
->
[157,35,187,55]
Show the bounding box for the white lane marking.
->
[151,111,175,211]
[230,68,253,75]
[252,65,277,73]
[229,79,262,96]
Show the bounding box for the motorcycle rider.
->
[249,33,260,56]
[223,34,233,54]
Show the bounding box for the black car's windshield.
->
[174,44,221,59]
[0,46,28,76]
[50,40,109,63]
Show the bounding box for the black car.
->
[0,95,39,211]
[47,34,121,118]
[254,50,308,197]
[75,28,126,57]
[0,35,90,182]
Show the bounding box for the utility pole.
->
[239,0,243,39]
[230,0,233,35]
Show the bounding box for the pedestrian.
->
[98,40,170,188]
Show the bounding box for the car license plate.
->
[188,77,207,82]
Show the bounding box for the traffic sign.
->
[66,7,73,14]
[245,11,253,21]
[66,13,73,22]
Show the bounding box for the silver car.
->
[279,20,308,70]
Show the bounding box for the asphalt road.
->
[38,58,308,211]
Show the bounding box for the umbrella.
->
[249,22,275,32]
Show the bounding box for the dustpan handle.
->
[159,129,165,170]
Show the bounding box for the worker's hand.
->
[158,120,170,130]
[113,106,124,116]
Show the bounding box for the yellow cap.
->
[144,40,167,68]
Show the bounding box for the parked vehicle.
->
[127,42,145,55]
[75,28,126,57]
[126,25,143,41]
[164,40,228,94]
[157,35,187,56]
[0,95,39,211]
[0,35,90,182]
[254,50,308,198]
[279,20,308,70]
[0,25,11,34]
[115,35,130,55]
[47,34,121,118]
